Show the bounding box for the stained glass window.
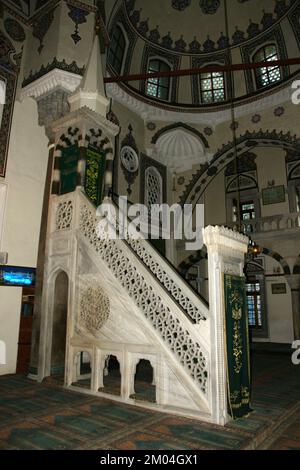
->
[200,68,225,103]
[146,59,171,101]
[108,25,126,75]
[253,44,281,89]
[246,281,262,328]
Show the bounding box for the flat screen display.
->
[0,266,36,287]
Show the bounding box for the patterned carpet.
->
[0,352,299,450]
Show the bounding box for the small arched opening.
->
[100,355,121,396]
[131,359,156,403]
[72,351,92,389]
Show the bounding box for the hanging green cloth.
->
[224,274,252,419]
[60,145,80,195]
[84,148,106,206]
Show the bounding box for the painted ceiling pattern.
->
[2,0,52,18]
[125,0,297,54]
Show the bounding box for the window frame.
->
[107,23,127,76]
[145,165,163,208]
[253,43,282,90]
[199,65,226,104]
[245,270,269,338]
[246,280,263,329]
[146,58,172,102]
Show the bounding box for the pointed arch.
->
[180,130,300,207]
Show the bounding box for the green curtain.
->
[60,145,80,195]
[224,274,252,419]
[84,148,106,206]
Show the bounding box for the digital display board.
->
[0,266,36,287]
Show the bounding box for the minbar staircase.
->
[37,187,248,425]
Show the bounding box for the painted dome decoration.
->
[106,0,300,110]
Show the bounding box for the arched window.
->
[200,67,225,103]
[107,25,126,75]
[145,166,162,208]
[253,44,281,89]
[146,59,171,101]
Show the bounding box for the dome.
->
[153,126,207,171]
[107,0,300,110]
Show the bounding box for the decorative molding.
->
[106,78,294,126]
[21,68,83,99]
[203,225,249,257]
[123,0,295,56]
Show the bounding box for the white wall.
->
[0,182,7,247]
[1,98,48,265]
[0,96,48,376]
[265,278,294,344]
[0,287,22,375]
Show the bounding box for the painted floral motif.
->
[171,0,191,11]
[274,106,285,117]
[4,18,25,42]
[251,114,261,124]
[67,5,89,44]
[199,0,220,15]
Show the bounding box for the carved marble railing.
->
[227,212,300,235]
[51,190,210,396]
[120,228,208,324]
[52,192,208,324]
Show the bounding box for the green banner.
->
[224,274,252,419]
[84,148,106,206]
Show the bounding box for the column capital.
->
[203,225,248,259]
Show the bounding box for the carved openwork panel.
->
[79,203,208,393]
[55,200,73,230]
[79,279,110,336]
